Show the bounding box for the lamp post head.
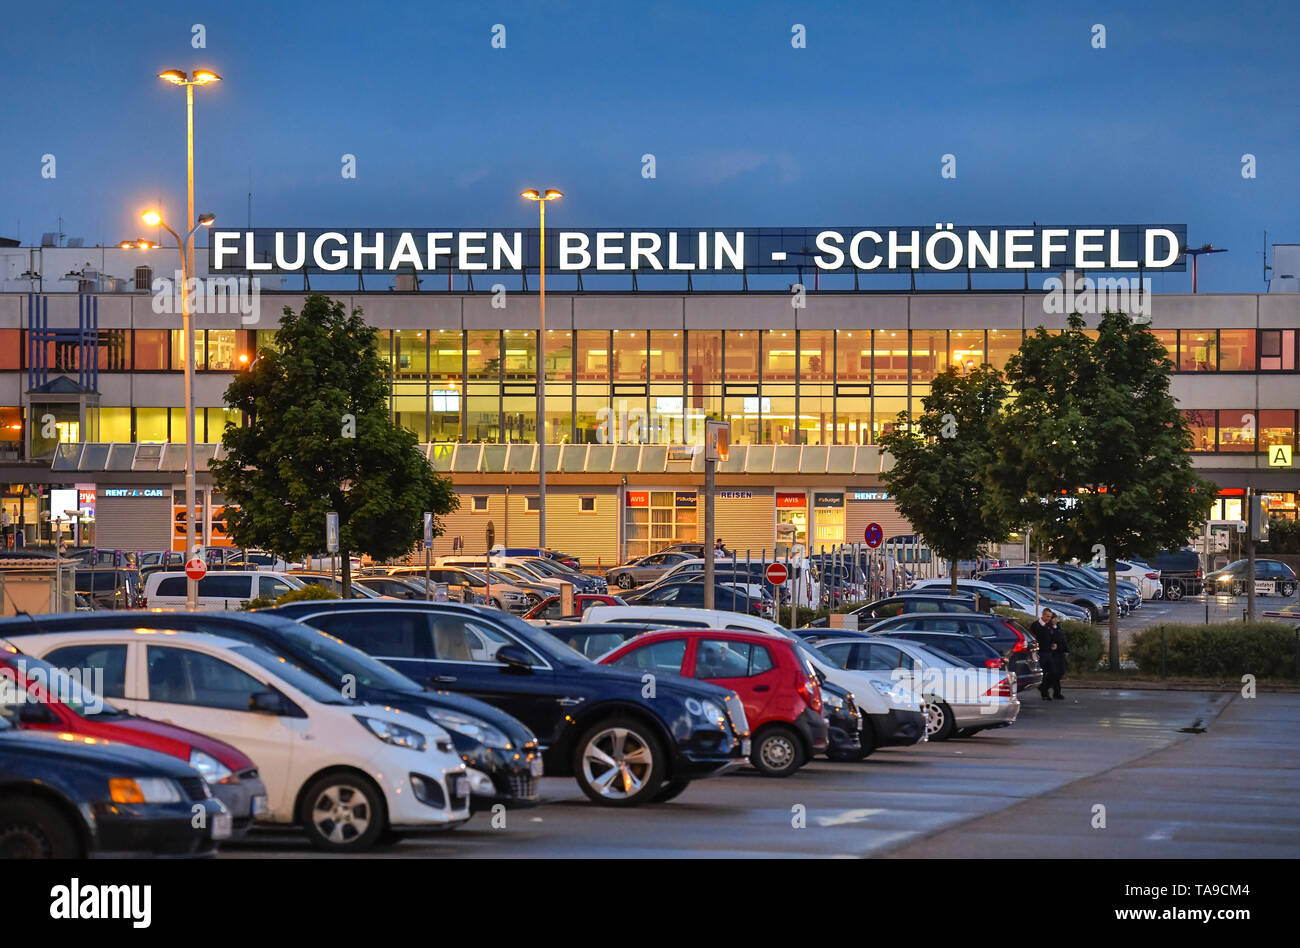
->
[157,69,187,85]
[191,69,222,85]
[542,189,563,201]
[198,213,216,226]
[141,211,163,227]
[520,189,541,201]
[521,188,563,202]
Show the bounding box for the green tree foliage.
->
[987,312,1217,669]
[211,294,458,595]
[880,365,1012,593]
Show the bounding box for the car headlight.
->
[356,715,428,752]
[685,697,727,728]
[188,749,234,784]
[426,709,512,749]
[823,691,845,711]
[109,777,182,803]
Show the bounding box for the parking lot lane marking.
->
[816,808,884,827]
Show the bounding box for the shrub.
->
[275,584,340,606]
[1130,622,1299,678]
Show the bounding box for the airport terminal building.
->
[2,230,1298,566]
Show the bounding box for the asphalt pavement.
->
[222,687,1300,859]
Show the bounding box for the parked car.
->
[982,581,1097,622]
[851,593,986,622]
[1205,559,1299,597]
[1092,559,1163,600]
[659,557,822,608]
[814,635,1020,740]
[580,604,790,637]
[269,600,751,805]
[0,610,542,812]
[73,567,143,610]
[513,556,607,593]
[523,594,627,619]
[977,567,1113,621]
[1139,548,1202,600]
[490,546,582,570]
[605,552,697,590]
[9,628,471,852]
[600,628,828,777]
[0,647,267,837]
[290,573,385,599]
[142,569,306,610]
[623,578,772,617]
[383,565,536,612]
[354,576,430,600]
[0,715,229,857]
[865,612,1043,693]
[1047,562,1142,610]
[909,577,1092,622]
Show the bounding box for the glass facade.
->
[2,325,1296,452]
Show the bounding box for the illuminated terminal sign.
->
[211,225,1187,276]
[102,488,166,498]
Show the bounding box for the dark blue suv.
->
[271,600,751,806]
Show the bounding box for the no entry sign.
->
[765,562,789,585]
[185,557,208,581]
[865,523,884,548]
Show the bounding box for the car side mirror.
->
[249,691,288,714]
[17,703,57,725]
[496,644,534,673]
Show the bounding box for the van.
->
[142,570,305,610]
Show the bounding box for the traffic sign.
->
[1270,444,1292,467]
[765,562,789,585]
[865,523,884,548]
[185,557,207,581]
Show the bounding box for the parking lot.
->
[219,687,1300,859]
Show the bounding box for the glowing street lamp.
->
[520,188,562,550]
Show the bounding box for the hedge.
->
[244,584,340,611]
[995,607,1103,675]
[1129,621,1300,678]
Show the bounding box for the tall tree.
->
[880,365,1012,594]
[211,294,457,595]
[987,312,1217,669]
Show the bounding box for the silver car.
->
[605,551,696,590]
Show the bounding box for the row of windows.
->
[3,327,1296,376]
[1181,410,1299,453]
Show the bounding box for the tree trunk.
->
[1108,559,1119,672]
[341,545,352,600]
[950,559,958,595]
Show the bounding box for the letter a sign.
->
[1269,444,1292,467]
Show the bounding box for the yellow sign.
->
[1269,444,1292,467]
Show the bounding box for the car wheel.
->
[750,725,804,777]
[300,772,387,853]
[1165,581,1183,601]
[924,701,956,741]
[0,798,81,858]
[650,777,692,803]
[573,717,666,806]
[616,573,634,590]
[1082,602,1101,622]
[1281,581,1297,598]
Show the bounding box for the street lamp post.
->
[154,67,219,610]
[521,188,562,552]
[141,209,215,609]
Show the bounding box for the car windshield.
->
[487,611,593,664]
[230,645,354,704]
[267,623,425,694]
[1,654,126,719]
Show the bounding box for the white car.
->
[580,604,789,636]
[143,570,307,610]
[7,629,470,852]
[1102,559,1163,600]
[813,635,1020,741]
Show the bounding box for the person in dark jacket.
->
[1029,608,1068,700]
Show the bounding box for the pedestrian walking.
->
[1030,608,1068,700]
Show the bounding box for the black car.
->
[817,678,865,762]
[0,717,228,857]
[623,578,769,617]
[1204,558,1299,597]
[0,610,544,811]
[269,600,751,806]
[72,567,143,610]
[864,612,1043,692]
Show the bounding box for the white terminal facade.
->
[1,238,1298,566]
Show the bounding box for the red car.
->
[0,648,269,837]
[599,629,828,777]
[523,594,627,619]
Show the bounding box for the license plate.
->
[250,794,268,817]
[742,739,752,755]
[529,756,544,777]
[211,811,232,840]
